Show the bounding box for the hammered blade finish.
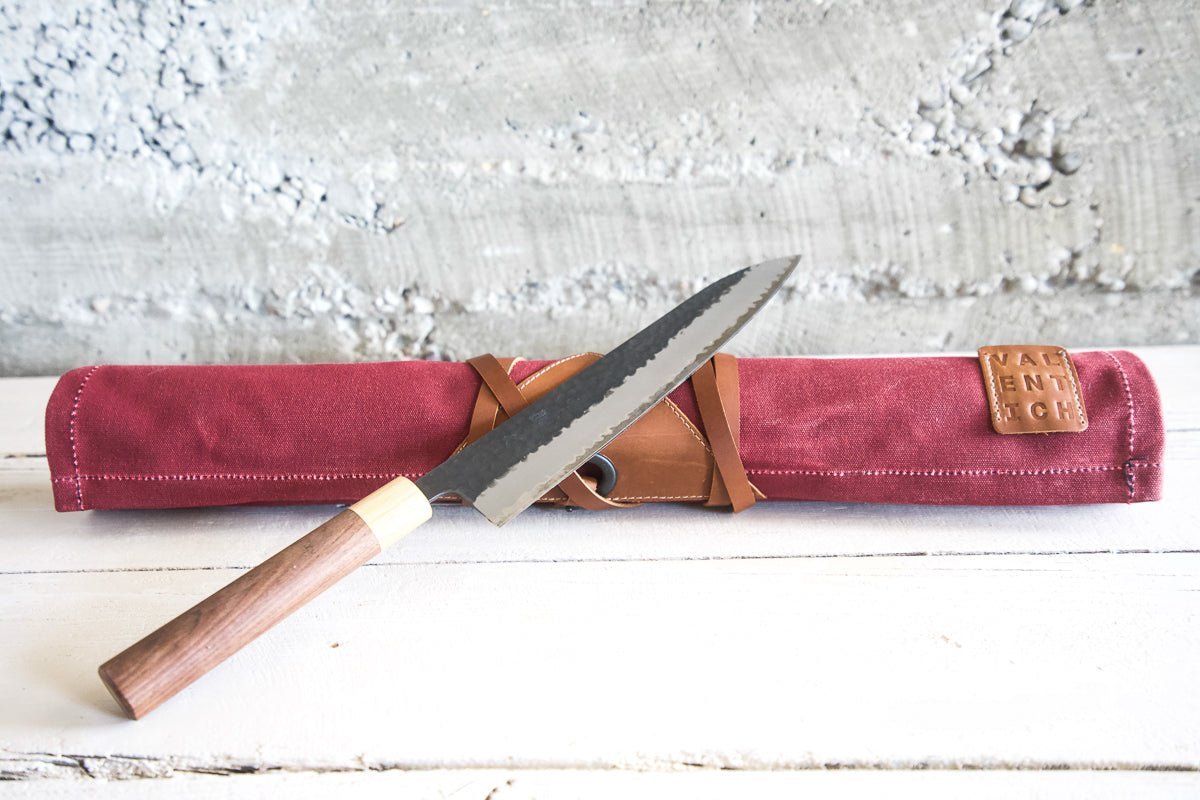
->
[415,256,798,525]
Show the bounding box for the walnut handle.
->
[98,477,433,719]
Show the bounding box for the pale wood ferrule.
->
[350,476,433,550]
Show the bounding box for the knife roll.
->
[44,349,1163,512]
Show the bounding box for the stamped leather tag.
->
[977,345,1088,434]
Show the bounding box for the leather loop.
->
[465,355,634,510]
[693,353,759,512]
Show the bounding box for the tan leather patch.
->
[978,345,1088,434]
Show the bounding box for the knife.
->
[98,256,799,719]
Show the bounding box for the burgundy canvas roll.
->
[45,351,1163,512]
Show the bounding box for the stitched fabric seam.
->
[67,366,101,510]
[57,463,1161,482]
[1101,350,1137,499]
[665,398,713,454]
[980,351,1002,423]
[521,352,597,389]
[1059,349,1087,427]
[56,472,424,482]
[746,465,1146,477]
[615,494,707,501]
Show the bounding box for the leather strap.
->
[465,354,633,510]
[693,353,758,512]
[465,356,521,446]
[461,353,760,511]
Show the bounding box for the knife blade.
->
[98,256,799,719]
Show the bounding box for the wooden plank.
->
[1141,346,1200,432]
[1,553,1197,771]
[0,376,56,456]
[3,769,1199,799]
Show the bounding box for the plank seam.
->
[5,548,1198,576]
[3,750,1199,781]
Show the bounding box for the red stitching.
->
[68,366,101,510]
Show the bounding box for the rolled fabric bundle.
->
[44,349,1163,512]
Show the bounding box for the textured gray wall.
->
[1,0,1196,376]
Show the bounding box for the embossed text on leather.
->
[978,345,1088,434]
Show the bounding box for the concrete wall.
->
[1,0,1196,375]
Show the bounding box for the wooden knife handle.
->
[98,477,432,719]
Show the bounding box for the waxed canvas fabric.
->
[45,351,1163,512]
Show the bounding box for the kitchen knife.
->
[98,256,799,719]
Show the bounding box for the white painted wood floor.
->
[2,348,1198,798]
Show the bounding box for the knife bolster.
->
[350,476,433,549]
